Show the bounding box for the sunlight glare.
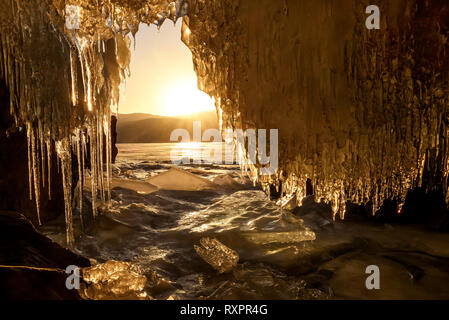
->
[163,80,215,116]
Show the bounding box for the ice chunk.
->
[277,194,297,211]
[212,174,244,190]
[146,167,219,191]
[81,260,148,300]
[111,177,158,194]
[194,238,239,274]
[84,176,158,195]
[241,229,316,245]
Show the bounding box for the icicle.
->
[82,132,86,185]
[89,125,98,218]
[104,113,112,204]
[73,32,90,112]
[97,113,105,202]
[26,123,33,201]
[83,53,93,112]
[30,125,42,226]
[70,50,78,106]
[131,31,136,51]
[46,139,52,199]
[38,121,46,188]
[56,138,74,247]
[1,0,168,242]
[76,129,83,219]
[114,30,119,56]
[97,35,101,53]
[155,13,167,29]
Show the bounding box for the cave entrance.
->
[115,22,222,165]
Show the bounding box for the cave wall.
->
[0,79,66,225]
[184,0,449,217]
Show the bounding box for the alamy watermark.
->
[64,263,381,292]
[366,5,380,30]
[170,121,279,176]
[65,265,80,290]
[65,3,380,34]
[65,5,80,30]
[365,265,380,290]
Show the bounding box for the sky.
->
[119,21,215,116]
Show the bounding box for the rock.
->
[342,188,449,232]
[0,80,67,225]
[306,179,314,196]
[194,238,239,274]
[401,187,449,230]
[341,201,373,222]
[0,211,90,299]
[0,266,80,300]
[111,115,118,164]
[267,182,282,201]
[293,196,334,230]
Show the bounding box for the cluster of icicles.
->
[180,0,449,221]
[19,27,117,247]
[0,0,189,247]
[24,120,113,247]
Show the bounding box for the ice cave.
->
[1,0,449,301]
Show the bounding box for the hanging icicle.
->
[56,138,74,247]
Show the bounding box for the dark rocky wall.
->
[0,79,65,225]
[0,211,90,299]
[111,115,118,164]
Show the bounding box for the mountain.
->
[116,110,219,143]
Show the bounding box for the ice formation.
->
[0,0,187,246]
[1,0,449,245]
[212,173,244,190]
[182,0,449,218]
[194,237,239,274]
[81,260,148,300]
[146,167,219,191]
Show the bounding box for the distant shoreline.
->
[117,142,224,144]
[116,111,218,143]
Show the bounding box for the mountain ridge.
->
[116,110,219,143]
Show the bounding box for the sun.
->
[163,80,215,116]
